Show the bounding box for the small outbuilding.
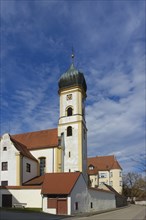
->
[41,172,116,215]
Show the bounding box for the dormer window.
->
[89,165,94,170]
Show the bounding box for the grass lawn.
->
[0,207,42,213]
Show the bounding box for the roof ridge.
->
[10,128,58,150]
[11,128,57,136]
[41,172,81,195]
[10,136,37,162]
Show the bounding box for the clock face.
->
[66,94,72,100]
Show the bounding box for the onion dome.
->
[58,63,87,92]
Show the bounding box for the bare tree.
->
[123,172,146,202]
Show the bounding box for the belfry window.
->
[67,107,73,116]
[39,157,46,176]
[67,126,72,136]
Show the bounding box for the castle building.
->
[0,58,123,214]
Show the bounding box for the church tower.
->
[58,56,87,180]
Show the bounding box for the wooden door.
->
[2,194,12,207]
[57,199,67,215]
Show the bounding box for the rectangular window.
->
[119,171,122,177]
[99,172,107,178]
[90,202,93,208]
[39,157,46,176]
[26,163,31,172]
[2,162,8,171]
[3,147,7,151]
[1,181,8,186]
[75,202,78,210]
[110,172,113,177]
[69,151,71,158]
[120,181,122,186]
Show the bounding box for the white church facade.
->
[0,60,123,214]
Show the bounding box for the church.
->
[0,57,123,215]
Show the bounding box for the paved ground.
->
[0,205,146,220]
[0,209,67,220]
[66,205,146,220]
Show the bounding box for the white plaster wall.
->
[0,189,42,208]
[59,89,82,117]
[70,175,116,214]
[22,157,38,183]
[82,125,87,181]
[30,148,54,173]
[0,134,18,185]
[67,196,71,215]
[88,189,116,212]
[59,88,87,178]
[70,174,89,214]
[59,123,79,172]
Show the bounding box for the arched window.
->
[67,107,73,116]
[39,157,46,176]
[67,126,72,136]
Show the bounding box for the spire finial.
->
[71,47,75,64]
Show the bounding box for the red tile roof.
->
[10,136,38,162]
[87,166,99,175]
[42,172,81,195]
[23,175,44,185]
[87,155,122,174]
[11,128,58,150]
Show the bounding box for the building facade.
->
[0,60,123,214]
[88,155,123,194]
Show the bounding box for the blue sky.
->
[1,0,145,173]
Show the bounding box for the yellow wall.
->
[16,152,22,186]
[55,148,62,172]
[89,169,122,194]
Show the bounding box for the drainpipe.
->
[52,148,54,172]
[41,194,43,212]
